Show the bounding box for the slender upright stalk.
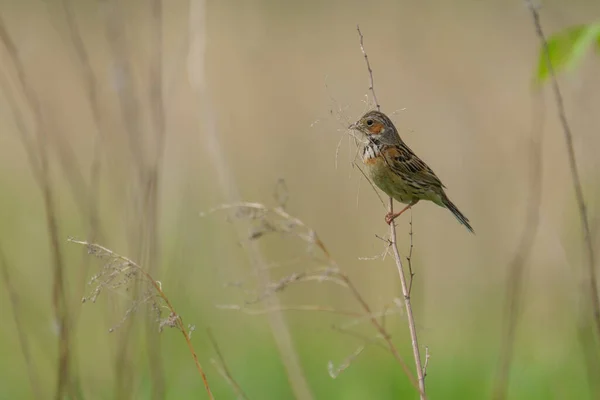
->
[524,0,600,341]
[188,1,313,398]
[389,200,426,399]
[356,25,427,399]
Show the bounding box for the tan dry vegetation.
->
[1,0,600,397]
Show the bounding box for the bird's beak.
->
[348,122,358,130]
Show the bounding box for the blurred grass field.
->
[1,0,600,399]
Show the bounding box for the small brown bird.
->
[349,110,474,233]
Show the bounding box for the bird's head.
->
[348,110,399,144]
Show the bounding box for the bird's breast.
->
[361,144,415,204]
[362,143,382,165]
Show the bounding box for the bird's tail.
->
[442,195,474,234]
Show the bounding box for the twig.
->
[356,26,427,399]
[217,304,363,318]
[207,201,422,393]
[389,201,426,399]
[356,25,380,111]
[329,254,422,393]
[422,346,430,378]
[523,0,600,345]
[68,239,214,399]
[407,212,415,296]
[207,328,250,400]
[330,325,388,352]
[337,306,402,332]
[327,343,368,379]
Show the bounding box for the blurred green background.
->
[1,0,600,399]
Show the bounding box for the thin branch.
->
[217,304,364,318]
[422,346,430,379]
[330,325,389,352]
[389,202,426,399]
[407,212,415,296]
[524,0,600,346]
[356,26,427,399]
[327,342,368,379]
[207,328,250,400]
[208,201,422,393]
[327,253,422,393]
[337,306,402,332]
[356,25,380,111]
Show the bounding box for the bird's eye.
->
[366,119,374,126]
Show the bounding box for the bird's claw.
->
[385,212,395,225]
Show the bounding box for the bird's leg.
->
[385,200,418,225]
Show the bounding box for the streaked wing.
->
[385,144,446,189]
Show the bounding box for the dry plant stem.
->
[62,0,105,239]
[0,248,42,399]
[492,90,545,400]
[104,1,170,396]
[356,25,380,111]
[0,17,74,399]
[188,2,314,399]
[356,25,426,399]
[208,328,250,400]
[68,239,214,399]
[319,243,424,395]
[422,347,430,378]
[145,2,168,398]
[218,304,364,317]
[208,201,423,394]
[103,5,142,397]
[407,214,415,296]
[524,0,600,338]
[62,1,107,346]
[389,200,426,399]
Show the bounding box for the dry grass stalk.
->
[522,1,600,396]
[207,328,250,400]
[355,25,427,399]
[0,16,76,399]
[68,238,214,399]
[204,200,422,393]
[189,1,314,396]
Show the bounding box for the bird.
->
[348,110,474,233]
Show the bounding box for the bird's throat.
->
[362,143,383,165]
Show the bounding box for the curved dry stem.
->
[68,238,214,399]
[0,17,74,399]
[208,200,423,393]
[524,0,600,335]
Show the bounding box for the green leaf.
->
[536,22,600,83]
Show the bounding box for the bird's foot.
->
[385,212,398,225]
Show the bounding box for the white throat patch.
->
[363,144,381,162]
